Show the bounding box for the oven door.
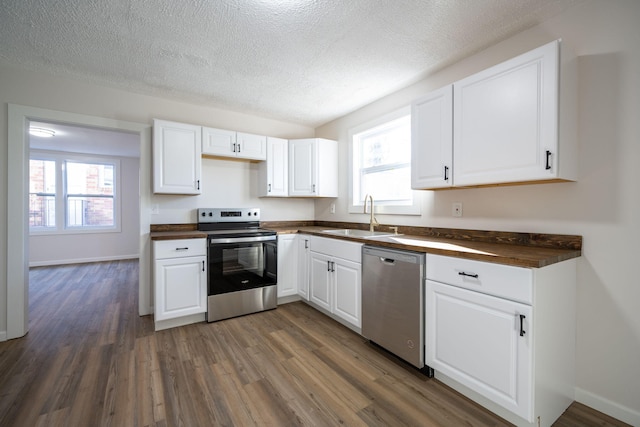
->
[208,236,277,296]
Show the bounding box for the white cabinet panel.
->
[411,85,453,189]
[453,40,562,186]
[427,280,532,420]
[258,137,288,197]
[297,236,310,300]
[333,258,361,328]
[155,255,207,322]
[277,234,298,298]
[289,138,338,197]
[309,251,332,312]
[202,127,267,160]
[153,119,202,195]
[236,132,267,160]
[307,236,362,329]
[202,126,236,157]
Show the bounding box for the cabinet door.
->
[264,137,288,196]
[309,251,332,312]
[153,119,202,194]
[289,139,317,196]
[332,257,361,328]
[155,256,207,321]
[453,40,559,187]
[411,86,453,189]
[315,139,338,197]
[426,280,533,421]
[277,234,298,298]
[297,236,310,300]
[202,126,236,156]
[236,132,267,160]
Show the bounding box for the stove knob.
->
[209,212,213,216]
[201,212,206,217]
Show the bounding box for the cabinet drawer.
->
[308,235,362,263]
[154,238,206,259]
[426,254,532,304]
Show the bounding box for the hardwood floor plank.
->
[0,261,629,427]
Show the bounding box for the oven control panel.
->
[197,208,260,223]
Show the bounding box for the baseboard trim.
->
[29,254,139,267]
[0,330,7,342]
[575,387,640,426]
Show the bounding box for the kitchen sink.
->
[321,229,399,239]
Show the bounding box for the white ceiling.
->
[1,0,581,127]
[29,121,140,158]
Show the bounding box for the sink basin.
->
[321,229,399,239]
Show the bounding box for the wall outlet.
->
[151,204,159,215]
[452,202,463,217]
[330,203,336,214]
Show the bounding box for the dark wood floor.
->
[0,260,630,426]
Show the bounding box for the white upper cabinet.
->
[202,126,267,161]
[288,138,338,197]
[258,137,289,197]
[236,132,267,160]
[153,119,202,195]
[411,85,454,189]
[411,39,576,190]
[454,40,575,187]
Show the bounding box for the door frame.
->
[6,104,152,340]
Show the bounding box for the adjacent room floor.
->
[0,260,629,426]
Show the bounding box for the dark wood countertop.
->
[150,222,581,268]
[265,226,581,269]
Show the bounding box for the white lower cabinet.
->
[307,236,362,330]
[277,234,298,298]
[425,254,576,427]
[427,280,532,419]
[153,239,207,330]
[297,235,310,300]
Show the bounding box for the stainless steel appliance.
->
[198,208,277,322]
[362,245,432,375]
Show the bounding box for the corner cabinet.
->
[153,238,207,331]
[425,254,577,427]
[202,126,267,161]
[307,236,362,330]
[153,119,202,194]
[288,138,338,197]
[412,39,577,190]
[258,137,289,197]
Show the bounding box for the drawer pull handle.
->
[202,260,205,271]
[175,247,189,251]
[458,271,478,278]
[519,314,526,337]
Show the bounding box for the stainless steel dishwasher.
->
[362,245,432,375]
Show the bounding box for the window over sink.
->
[348,106,421,215]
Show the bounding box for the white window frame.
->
[348,106,421,215]
[29,150,121,235]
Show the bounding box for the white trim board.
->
[575,387,640,426]
[29,255,140,268]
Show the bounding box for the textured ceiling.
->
[0,0,581,127]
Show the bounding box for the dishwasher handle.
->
[380,257,396,265]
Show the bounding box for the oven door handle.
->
[208,235,277,244]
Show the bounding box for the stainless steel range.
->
[197,208,278,322]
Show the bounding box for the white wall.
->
[0,62,315,340]
[29,155,141,266]
[315,0,640,423]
